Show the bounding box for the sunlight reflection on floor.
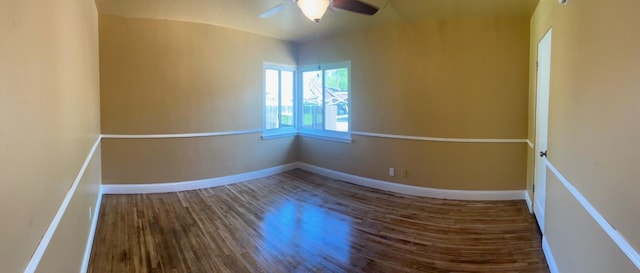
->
[260,199,352,265]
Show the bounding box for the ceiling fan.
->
[260,0,380,23]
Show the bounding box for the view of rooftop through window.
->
[302,67,349,132]
[264,62,350,139]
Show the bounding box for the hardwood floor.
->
[88,169,549,273]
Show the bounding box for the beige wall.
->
[99,15,297,134]
[102,136,296,184]
[529,0,640,271]
[99,15,298,184]
[0,0,102,272]
[300,137,526,190]
[545,174,638,273]
[297,16,530,190]
[36,147,102,273]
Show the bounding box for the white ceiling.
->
[95,0,539,43]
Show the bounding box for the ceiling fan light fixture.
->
[297,0,330,23]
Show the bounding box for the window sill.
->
[261,129,297,140]
[298,131,352,144]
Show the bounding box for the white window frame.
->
[297,61,352,143]
[261,61,352,143]
[262,63,297,140]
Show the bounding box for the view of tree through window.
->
[301,66,349,132]
[324,68,349,132]
[325,68,349,91]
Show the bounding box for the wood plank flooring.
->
[88,169,549,273]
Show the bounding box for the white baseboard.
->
[524,190,533,213]
[101,161,527,200]
[297,163,526,201]
[101,163,299,194]
[543,236,560,273]
[80,189,102,273]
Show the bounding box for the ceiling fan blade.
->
[259,4,285,18]
[332,0,379,16]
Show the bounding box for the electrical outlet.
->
[389,168,395,177]
[400,169,408,177]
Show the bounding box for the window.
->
[299,61,351,141]
[263,64,296,139]
[263,61,351,142]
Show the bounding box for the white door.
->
[534,29,552,233]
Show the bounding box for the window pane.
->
[324,68,349,132]
[280,71,294,127]
[302,70,323,129]
[265,69,279,130]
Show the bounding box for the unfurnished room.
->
[1,0,639,272]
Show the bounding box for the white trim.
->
[298,131,352,143]
[528,139,535,149]
[351,131,527,143]
[101,129,262,139]
[263,63,297,137]
[263,62,297,70]
[534,199,545,233]
[80,189,102,273]
[24,136,102,273]
[101,161,526,200]
[102,163,299,194]
[525,190,533,213]
[297,163,525,201]
[261,129,297,140]
[297,61,352,140]
[546,160,640,270]
[299,60,351,71]
[543,236,560,273]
